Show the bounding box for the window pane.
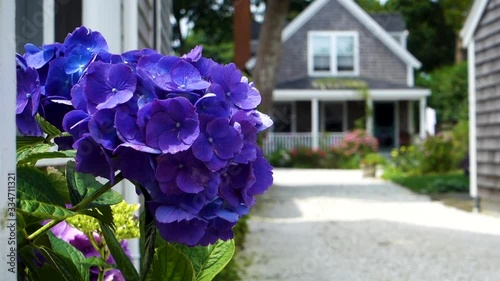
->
[336,36,354,72]
[311,35,331,71]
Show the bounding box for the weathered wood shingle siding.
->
[474,0,500,194]
[277,0,407,85]
[138,0,155,49]
[159,0,172,54]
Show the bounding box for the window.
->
[336,36,354,72]
[308,31,358,76]
[311,36,331,71]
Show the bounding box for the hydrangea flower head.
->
[16,26,274,247]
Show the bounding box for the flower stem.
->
[20,173,124,248]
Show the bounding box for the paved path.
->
[240,169,500,281]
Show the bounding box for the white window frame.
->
[307,31,359,77]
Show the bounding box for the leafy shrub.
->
[421,134,455,174]
[266,149,292,168]
[451,120,469,166]
[336,129,378,157]
[389,145,424,175]
[289,147,326,168]
[428,178,469,193]
[361,152,386,166]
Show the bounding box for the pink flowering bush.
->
[336,129,378,157]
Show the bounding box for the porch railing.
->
[262,132,345,155]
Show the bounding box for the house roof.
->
[276,76,414,90]
[460,0,489,47]
[281,0,421,68]
[370,13,406,32]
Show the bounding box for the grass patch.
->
[390,171,469,194]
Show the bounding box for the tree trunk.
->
[253,0,290,117]
[233,0,251,70]
[455,36,464,63]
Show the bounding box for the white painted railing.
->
[263,132,345,155]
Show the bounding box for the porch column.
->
[419,97,426,139]
[0,0,17,278]
[408,100,414,138]
[366,97,374,135]
[311,98,319,150]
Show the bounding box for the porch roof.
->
[274,76,429,101]
[274,88,430,101]
[276,76,414,90]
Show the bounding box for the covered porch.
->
[263,88,431,154]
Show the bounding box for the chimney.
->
[233,0,251,70]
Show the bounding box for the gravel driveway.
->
[240,169,500,281]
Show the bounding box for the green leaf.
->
[18,200,76,220]
[18,166,67,206]
[46,166,70,203]
[17,136,45,150]
[175,240,235,281]
[17,166,74,220]
[38,246,84,281]
[80,206,115,230]
[36,114,62,138]
[83,256,111,269]
[19,245,42,280]
[18,150,75,166]
[17,143,52,163]
[30,265,68,281]
[66,161,123,207]
[99,221,140,281]
[48,232,90,281]
[139,207,156,280]
[149,244,195,281]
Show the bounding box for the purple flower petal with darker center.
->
[89,109,120,150]
[73,134,115,181]
[63,26,109,54]
[192,116,242,171]
[139,97,199,154]
[155,150,216,194]
[16,67,41,115]
[65,45,93,74]
[16,106,42,136]
[84,61,136,109]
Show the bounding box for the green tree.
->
[355,0,387,12]
[416,62,468,124]
[385,0,456,71]
[440,0,474,62]
[171,0,233,55]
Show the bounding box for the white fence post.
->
[0,0,18,277]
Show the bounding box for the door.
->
[373,102,396,149]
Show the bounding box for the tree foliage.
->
[416,62,468,123]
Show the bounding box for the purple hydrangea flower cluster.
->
[17,26,274,246]
[51,221,129,281]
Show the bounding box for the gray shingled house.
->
[461,0,500,210]
[260,0,430,154]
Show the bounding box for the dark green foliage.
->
[389,172,469,194]
[385,0,456,71]
[417,62,468,123]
